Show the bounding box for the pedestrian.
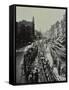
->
[35,69,38,83]
[28,72,33,83]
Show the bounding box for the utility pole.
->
[32,16,35,39]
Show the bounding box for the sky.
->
[16,6,65,34]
